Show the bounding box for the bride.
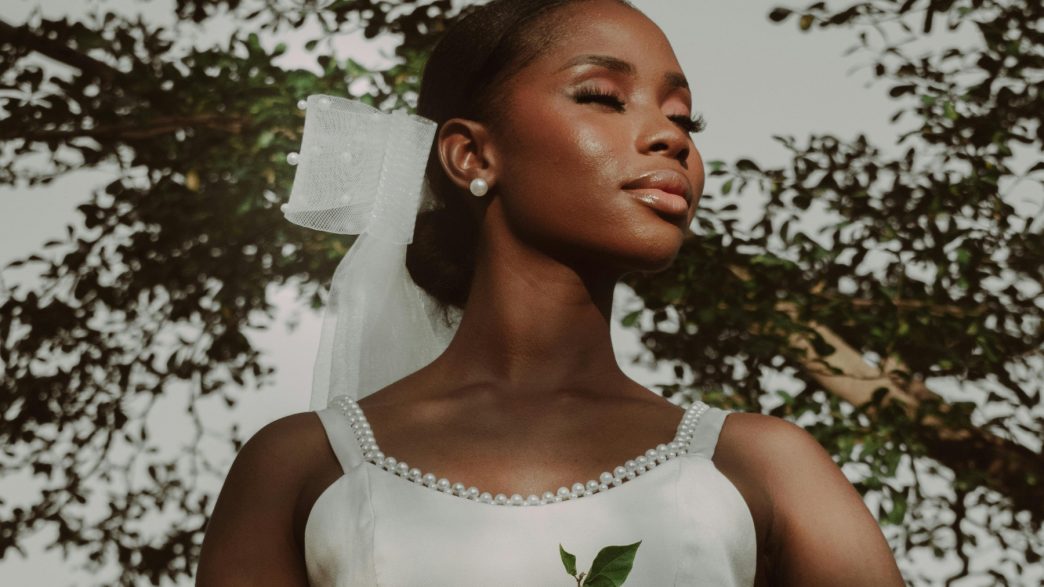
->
[197,0,905,585]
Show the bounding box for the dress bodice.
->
[304,396,757,586]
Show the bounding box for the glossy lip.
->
[622,169,693,206]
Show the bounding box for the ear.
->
[436,118,500,193]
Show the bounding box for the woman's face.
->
[488,0,705,275]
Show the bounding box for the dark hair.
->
[406,0,634,312]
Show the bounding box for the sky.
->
[0,0,1034,585]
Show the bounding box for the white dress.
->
[305,396,757,586]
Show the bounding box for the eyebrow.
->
[557,54,690,91]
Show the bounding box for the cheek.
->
[502,115,625,216]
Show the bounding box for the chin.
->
[612,222,686,274]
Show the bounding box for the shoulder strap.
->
[315,406,366,474]
[685,405,731,459]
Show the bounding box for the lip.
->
[622,169,694,206]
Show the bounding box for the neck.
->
[430,222,628,399]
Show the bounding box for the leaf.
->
[621,309,642,328]
[582,541,642,586]
[559,544,578,576]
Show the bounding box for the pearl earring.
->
[469,178,489,197]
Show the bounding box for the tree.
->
[0,0,1039,585]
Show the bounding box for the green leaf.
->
[582,541,642,586]
[621,309,642,328]
[560,544,577,576]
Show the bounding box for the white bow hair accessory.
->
[282,94,460,410]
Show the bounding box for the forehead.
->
[521,1,682,79]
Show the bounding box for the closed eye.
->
[572,88,707,136]
[572,87,626,111]
[670,112,707,134]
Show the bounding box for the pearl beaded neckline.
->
[332,395,710,507]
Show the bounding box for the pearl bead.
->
[494,494,508,505]
[510,494,524,506]
[422,473,437,486]
[395,463,409,476]
[437,478,451,491]
[279,204,289,213]
[571,482,585,495]
[479,492,493,504]
[286,152,300,166]
[557,487,571,498]
[542,491,556,503]
[614,466,628,479]
[318,96,331,109]
[297,99,308,110]
[384,457,398,468]
[408,468,423,481]
[527,494,542,506]
[469,177,489,197]
[452,482,466,495]
[586,480,599,492]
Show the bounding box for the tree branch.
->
[0,19,123,82]
[4,115,248,142]
[728,263,1043,522]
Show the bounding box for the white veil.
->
[281,95,460,410]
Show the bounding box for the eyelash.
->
[571,88,707,134]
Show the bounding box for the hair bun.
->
[406,203,477,310]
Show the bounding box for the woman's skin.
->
[197,1,907,585]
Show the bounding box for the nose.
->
[638,109,690,167]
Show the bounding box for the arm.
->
[196,413,319,586]
[748,415,905,586]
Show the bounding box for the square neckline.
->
[331,395,710,507]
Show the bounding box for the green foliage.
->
[560,541,642,586]
[560,543,578,576]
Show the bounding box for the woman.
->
[197,0,906,585]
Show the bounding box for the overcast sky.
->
[0,0,1021,584]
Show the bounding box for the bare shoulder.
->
[715,411,828,467]
[715,411,905,587]
[219,411,334,492]
[240,411,331,466]
[197,411,333,586]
